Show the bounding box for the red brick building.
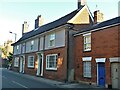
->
[74,16,120,88]
[12,1,94,82]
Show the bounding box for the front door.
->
[36,53,43,76]
[98,63,105,87]
[20,56,25,73]
[111,63,119,89]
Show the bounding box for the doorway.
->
[36,53,43,76]
[111,63,119,89]
[19,56,25,73]
[97,63,105,87]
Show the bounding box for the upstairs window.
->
[46,54,57,70]
[16,45,19,52]
[83,33,91,51]
[49,33,55,47]
[30,40,34,51]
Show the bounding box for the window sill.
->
[83,76,92,78]
[28,66,34,68]
[46,68,57,71]
[83,49,91,52]
[14,66,19,68]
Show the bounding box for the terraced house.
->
[74,16,120,89]
[12,1,94,82]
[11,0,120,89]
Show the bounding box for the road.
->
[1,68,58,89]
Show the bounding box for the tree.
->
[0,47,7,58]
[7,52,13,63]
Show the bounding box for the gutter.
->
[74,23,120,37]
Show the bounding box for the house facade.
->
[12,2,94,82]
[74,16,120,89]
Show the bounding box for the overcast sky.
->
[0,0,119,45]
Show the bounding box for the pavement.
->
[4,69,105,89]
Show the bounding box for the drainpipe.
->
[66,24,78,82]
[66,28,69,82]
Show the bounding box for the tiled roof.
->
[12,6,85,45]
[74,16,120,35]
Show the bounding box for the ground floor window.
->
[82,57,92,78]
[28,56,34,68]
[46,54,57,70]
[83,61,91,78]
[14,57,19,67]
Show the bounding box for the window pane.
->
[28,56,34,67]
[84,35,91,51]
[46,55,57,69]
[50,34,55,40]
[83,61,91,77]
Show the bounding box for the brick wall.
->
[12,55,20,72]
[44,47,67,81]
[74,25,119,85]
[24,53,37,76]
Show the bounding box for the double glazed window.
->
[14,57,19,67]
[46,54,57,70]
[83,33,91,51]
[28,56,34,68]
[49,33,55,47]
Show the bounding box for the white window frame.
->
[83,33,91,51]
[82,57,92,78]
[28,56,34,68]
[14,57,19,67]
[30,40,34,51]
[16,45,19,52]
[46,54,57,70]
[48,33,55,47]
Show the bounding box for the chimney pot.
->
[78,0,86,9]
[94,10,104,24]
[35,15,43,29]
[22,21,29,36]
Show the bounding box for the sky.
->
[0,0,119,45]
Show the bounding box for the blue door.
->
[98,63,105,87]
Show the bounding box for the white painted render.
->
[14,29,65,54]
[45,29,65,50]
[14,44,21,55]
[40,37,44,50]
[26,38,39,53]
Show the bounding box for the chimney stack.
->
[22,21,29,36]
[94,10,104,24]
[78,0,86,9]
[35,15,44,29]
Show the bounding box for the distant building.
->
[0,40,13,59]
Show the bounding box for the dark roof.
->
[12,6,84,45]
[75,16,120,35]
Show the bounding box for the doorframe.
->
[95,58,106,86]
[19,55,25,73]
[110,57,120,89]
[36,52,44,76]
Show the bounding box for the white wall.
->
[26,38,39,53]
[13,44,21,55]
[45,29,65,50]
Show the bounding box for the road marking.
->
[12,81,28,88]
